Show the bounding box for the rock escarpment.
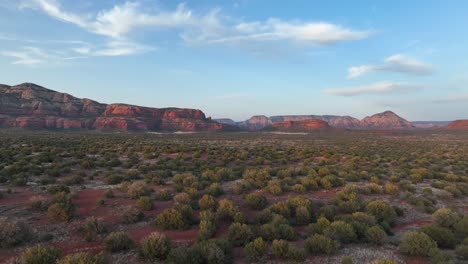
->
[267,119,331,132]
[0,83,230,132]
[447,120,468,129]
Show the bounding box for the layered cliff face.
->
[213,118,237,126]
[412,121,449,128]
[238,115,273,130]
[233,111,415,130]
[0,83,229,132]
[268,119,331,132]
[361,111,414,129]
[447,120,468,129]
[270,115,362,129]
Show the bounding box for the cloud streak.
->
[348,54,433,79]
[324,81,425,97]
[28,0,370,45]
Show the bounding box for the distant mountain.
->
[411,121,450,128]
[447,120,468,129]
[0,83,232,131]
[266,119,331,132]
[238,115,273,130]
[228,111,416,130]
[270,115,362,129]
[213,118,237,126]
[361,111,414,129]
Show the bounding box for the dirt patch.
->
[394,219,431,232]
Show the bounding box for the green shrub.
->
[454,216,468,238]
[305,234,339,255]
[432,208,460,228]
[82,217,106,242]
[216,199,240,221]
[192,240,227,264]
[166,246,193,264]
[140,232,172,261]
[366,225,387,245]
[228,223,253,246]
[419,224,456,249]
[271,239,289,258]
[156,189,173,201]
[47,185,70,195]
[399,231,437,256]
[366,200,396,225]
[198,194,217,211]
[104,232,133,252]
[245,193,268,210]
[456,245,468,260]
[288,246,306,262]
[47,203,73,222]
[198,220,217,241]
[136,196,153,211]
[307,216,331,235]
[57,252,108,264]
[264,179,283,195]
[324,221,357,244]
[373,260,397,264]
[121,206,144,224]
[156,208,188,230]
[19,245,62,264]
[173,192,191,205]
[244,237,268,262]
[47,192,75,222]
[0,218,33,248]
[206,183,224,197]
[127,181,150,199]
[243,168,271,188]
[341,256,354,264]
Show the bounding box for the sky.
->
[0,0,467,121]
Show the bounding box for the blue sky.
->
[0,0,467,121]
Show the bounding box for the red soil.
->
[394,219,431,232]
[0,187,42,206]
[403,256,431,264]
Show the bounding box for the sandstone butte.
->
[447,120,468,129]
[231,111,414,130]
[268,119,331,132]
[0,83,232,132]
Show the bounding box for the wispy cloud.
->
[27,0,370,45]
[92,41,155,56]
[186,20,371,45]
[324,81,425,97]
[348,54,433,79]
[0,47,50,65]
[3,1,371,65]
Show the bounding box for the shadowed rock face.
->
[238,115,273,130]
[270,115,362,129]
[361,111,414,129]
[267,119,331,132]
[0,83,230,131]
[447,120,468,129]
[236,111,413,130]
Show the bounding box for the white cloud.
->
[0,47,50,65]
[324,81,425,96]
[92,41,155,56]
[28,0,370,45]
[348,54,433,79]
[186,19,370,45]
